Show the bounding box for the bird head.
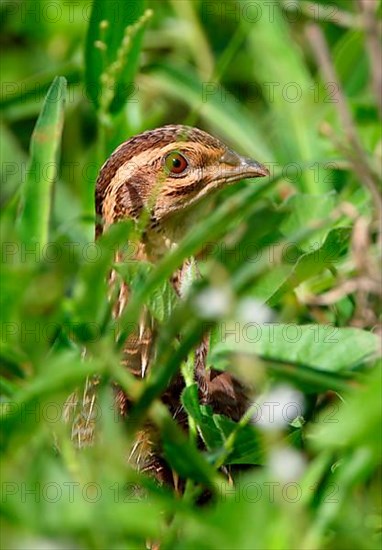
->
[96,125,269,235]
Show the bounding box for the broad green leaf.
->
[17,76,66,248]
[156,403,220,485]
[116,260,178,323]
[212,414,263,465]
[182,386,263,465]
[212,324,379,373]
[181,384,203,423]
[145,279,179,322]
[182,385,224,450]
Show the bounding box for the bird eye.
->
[164,151,189,175]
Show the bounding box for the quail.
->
[95,124,269,483]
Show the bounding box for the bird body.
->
[94,124,268,480]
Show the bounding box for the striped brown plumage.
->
[95,125,268,483]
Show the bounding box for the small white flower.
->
[236,298,273,324]
[193,287,231,319]
[252,384,305,431]
[269,447,307,482]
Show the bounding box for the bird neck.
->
[142,195,214,262]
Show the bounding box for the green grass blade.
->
[115,178,278,348]
[85,0,146,112]
[247,6,329,193]
[144,64,272,161]
[17,76,66,248]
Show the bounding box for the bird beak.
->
[219,149,269,180]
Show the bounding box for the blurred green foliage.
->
[1,1,381,549]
